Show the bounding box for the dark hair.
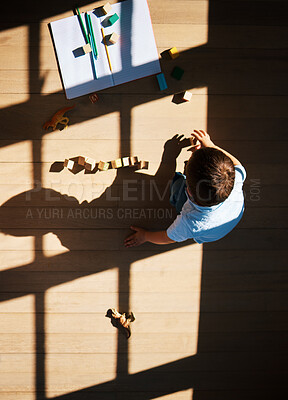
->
[186,147,235,206]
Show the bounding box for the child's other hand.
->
[192,130,215,148]
[124,226,147,248]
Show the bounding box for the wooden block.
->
[98,161,110,171]
[171,66,184,80]
[76,156,86,166]
[102,2,112,15]
[138,161,149,170]
[82,43,92,54]
[111,158,122,169]
[63,159,74,170]
[156,73,168,91]
[108,13,119,25]
[182,91,193,101]
[168,47,179,59]
[107,32,120,44]
[129,156,139,166]
[122,157,130,167]
[84,157,97,171]
[89,93,99,103]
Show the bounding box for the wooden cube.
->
[168,47,179,59]
[182,91,192,102]
[82,43,92,54]
[64,159,74,170]
[98,161,110,171]
[84,157,97,171]
[108,32,120,44]
[129,156,139,166]
[102,2,112,15]
[138,160,149,170]
[156,73,167,91]
[76,156,86,166]
[122,157,130,167]
[108,13,119,26]
[111,158,122,169]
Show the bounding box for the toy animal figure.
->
[43,105,75,131]
[106,308,135,338]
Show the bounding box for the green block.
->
[171,66,184,80]
[108,13,119,25]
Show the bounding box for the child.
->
[124,130,246,247]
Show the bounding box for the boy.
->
[124,130,246,247]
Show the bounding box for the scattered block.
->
[137,160,149,170]
[77,156,86,166]
[111,158,122,169]
[89,93,99,103]
[102,2,112,15]
[129,156,139,166]
[182,91,193,102]
[122,157,130,167]
[171,66,184,80]
[108,13,119,25]
[82,43,92,54]
[98,161,110,171]
[84,157,97,171]
[156,73,167,91]
[64,159,75,170]
[107,32,120,44]
[168,47,179,59]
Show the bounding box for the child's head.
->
[186,147,235,206]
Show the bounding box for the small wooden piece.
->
[77,156,86,166]
[129,156,139,166]
[156,73,167,91]
[171,66,184,80]
[64,159,74,170]
[122,157,130,167]
[98,161,110,171]
[108,13,119,25]
[137,161,149,170]
[111,158,122,169]
[107,32,119,44]
[82,43,92,54]
[168,47,179,59]
[89,93,99,103]
[182,91,192,102]
[102,2,112,15]
[84,157,97,171]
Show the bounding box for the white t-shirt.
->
[167,165,246,244]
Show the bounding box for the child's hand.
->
[192,130,215,148]
[124,226,147,248]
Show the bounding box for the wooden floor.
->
[0,0,287,399]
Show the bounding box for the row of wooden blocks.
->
[64,156,149,171]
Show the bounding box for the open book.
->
[49,0,161,99]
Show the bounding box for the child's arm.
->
[124,226,175,247]
[192,130,242,166]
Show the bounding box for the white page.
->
[100,0,161,86]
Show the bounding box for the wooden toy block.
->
[102,2,112,15]
[84,157,97,171]
[108,13,119,25]
[98,161,110,171]
[89,93,99,103]
[76,156,86,165]
[108,32,120,44]
[168,47,179,59]
[122,157,130,167]
[182,91,193,102]
[156,73,167,91]
[138,160,149,170]
[82,43,92,54]
[111,158,122,169]
[171,66,184,80]
[64,159,74,170]
[129,156,139,166]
